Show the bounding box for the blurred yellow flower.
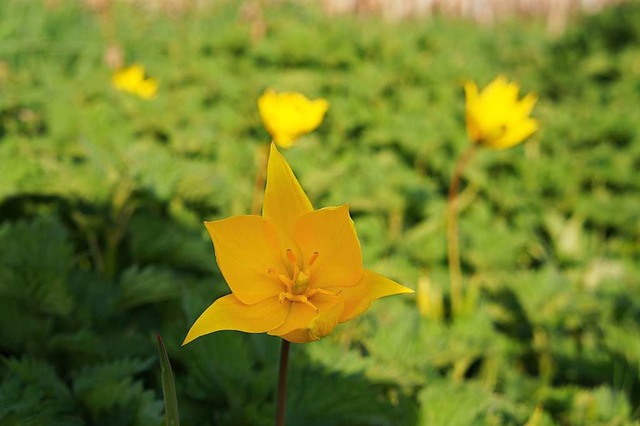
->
[463,76,538,150]
[112,64,158,100]
[184,143,412,344]
[258,89,329,148]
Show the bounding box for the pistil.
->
[292,271,310,294]
[273,249,338,313]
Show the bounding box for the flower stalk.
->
[447,76,538,316]
[251,142,270,215]
[447,145,476,316]
[275,339,291,426]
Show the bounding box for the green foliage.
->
[156,335,180,426]
[0,358,82,426]
[419,381,493,425]
[72,358,162,425]
[0,0,639,424]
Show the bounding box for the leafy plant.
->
[0,0,638,424]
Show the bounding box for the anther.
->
[308,251,319,266]
[278,274,293,290]
[298,295,319,313]
[286,249,297,264]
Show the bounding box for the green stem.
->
[275,339,291,426]
[104,202,135,281]
[251,141,270,215]
[447,144,477,316]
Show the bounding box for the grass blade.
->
[156,334,180,426]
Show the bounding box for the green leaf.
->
[119,266,181,309]
[0,357,82,426]
[156,335,180,426]
[419,381,492,426]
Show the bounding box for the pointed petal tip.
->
[269,141,280,156]
[398,286,415,294]
[314,98,330,115]
[462,79,475,89]
[336,269,414,323]
[463,80,478,97]
[521,92,539,110]
[492,74,509,85]
[263,137,313,235]
[181,333,194,347]
[182,321,210,346]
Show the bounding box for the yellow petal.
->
[294,204,363,288]
[136,78,158,99]
[463,76,538,149]
[258,90,281,140]
[262,143,313,254]
[258,90,329,148]
[489,118,538,150]
[112,64,157,100]
[464,111,482,143]
[303,98,330,132]
[463,81,479,105]
[273,132,296,148]
[279,298,344,343]
[205,215,283,305]
[113,65,144,90]
[481,75,512,103]
[268,293,341,337]
[335,269,414,323]
[182,294,288,345]
[128,64,145,80]
[515,92,538,118]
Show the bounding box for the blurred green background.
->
[1,1,639,425]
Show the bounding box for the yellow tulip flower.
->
[258,89,329,148]
[184,144,412,344]
[463,76,538,150]
[111,64,158,100]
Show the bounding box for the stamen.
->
[286,249,300,278]
[286,249,297,264]
[278,274,293,291]
[306,288,341,298]
[297,295,319,312]
[308,251,319,266]
[278,292,319,312]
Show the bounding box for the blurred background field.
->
[1,0,640,425]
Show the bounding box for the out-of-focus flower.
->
[258,89,329,148]
[112,64,158,100]
[463,76,538,150]
[184,144,412,344]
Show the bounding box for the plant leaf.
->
[157,335,180,426]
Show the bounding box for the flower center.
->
[293,270,310,294]
[480,123,509,144]
[271,249,336,312]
